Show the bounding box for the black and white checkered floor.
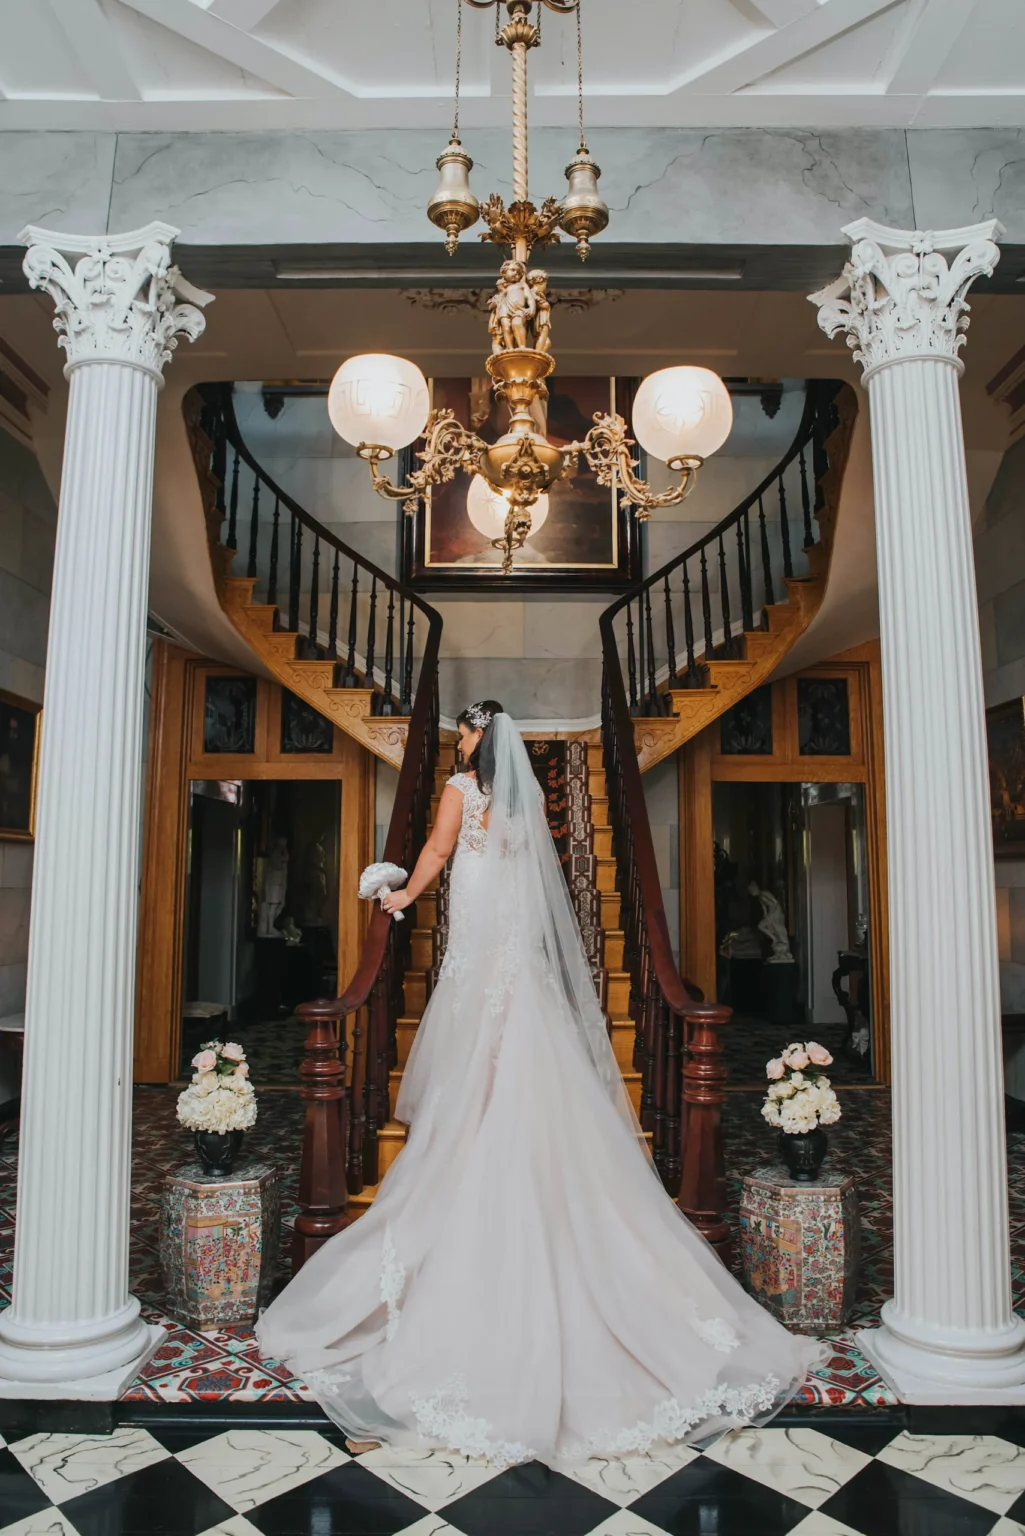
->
[4,1421,1025,1536]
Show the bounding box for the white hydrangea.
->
[176,1040,258,1133]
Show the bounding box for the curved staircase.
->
[611,382,858,773]
[184,385,430,770]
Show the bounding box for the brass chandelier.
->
[328,0,733,574]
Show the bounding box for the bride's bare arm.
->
[380,784,464,914]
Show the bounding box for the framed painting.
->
[0,690,41,841]
[988,698,1025,857]
[400,376,641,592]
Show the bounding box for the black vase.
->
[194,1129,244,1177]
[778,1127,828,1182]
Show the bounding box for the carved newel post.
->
[0,225,211,1394]
[812,219,1025,1400]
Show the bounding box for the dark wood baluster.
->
[625,603,639,714]
[644,586,658,712]
[343,563,359,686]
[361,970,390,1186]
[800,445,815,546]
[663,1003,683,1197]
[268,496,281,607]
[812,397,830,516]
[741,508,755,631]
[212,413,227,522]
[779,474,793,579]
[678,1002,733,1266]
[346,1005,366,1194]
[327,549,340,657]
[308,534,321,649]
[402,601,415,712]
[381,588,396,714]
[246,476,260,579]
[366,576,378,706]
[717,534,732,655]
[700,546,713,661]
[682,559,697,680]
[292,1004,349,1272]
[226,451,240,550]
[664,574,677,686]
[758,494,775,608]
[288,517,302,632]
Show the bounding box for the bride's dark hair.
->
[456,699,505,792]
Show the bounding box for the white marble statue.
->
[748,881,795,964]
[257,837,288,938]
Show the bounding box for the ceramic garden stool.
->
[739,1162,860,1332]
[160,1160,281,1329]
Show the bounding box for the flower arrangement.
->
[176,1041,258,1136]
[760,1040,841,1135]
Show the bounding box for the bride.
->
[257,701,821,1465]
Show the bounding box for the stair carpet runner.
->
[348,741,633,1217]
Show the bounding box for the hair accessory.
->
[466,703,493,730]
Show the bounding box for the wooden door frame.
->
[679,640,890,1081]
[134,641,374,1083]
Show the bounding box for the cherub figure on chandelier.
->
[487,259,552,355]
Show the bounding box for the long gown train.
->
[257,718,822,1466]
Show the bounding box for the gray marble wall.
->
[0,428,56,1033]
[3,127,1024,250]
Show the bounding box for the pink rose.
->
[233,1062,250,1078]
[785,1048,810,1070]
[192,1049,217,1072]
[807,1041,833,1066]
[221,1042,245,1062]
[766,1058,785,1080]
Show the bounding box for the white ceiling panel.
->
[0,0,1018,128]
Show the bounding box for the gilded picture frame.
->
[400,375,641,592]
[0,689,41,841]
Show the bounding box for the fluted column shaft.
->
[813,217,1025,1400]
[0,224,210,1392]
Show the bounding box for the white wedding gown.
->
[257,715,822,1466]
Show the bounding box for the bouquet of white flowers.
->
[760,1040,842,1134]
[176,1040,258,1135]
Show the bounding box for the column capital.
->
[809,218,1003,381]
[18,222,213,382]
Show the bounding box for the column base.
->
[0,1323,163,1401]
[860,1313,1025,1404]
[0,1296,158,1389]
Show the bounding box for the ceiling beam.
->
[117,0,350,97]
[207,0,283,28]
[728,0,821,27]
[882,0,978,95]
[47,0,142,100]
[675,0,901,95]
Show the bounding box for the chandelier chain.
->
[576,0,586,152]
[453,0,463,139]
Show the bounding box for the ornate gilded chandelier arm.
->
[358,409,487,516]
[563,413,703,522]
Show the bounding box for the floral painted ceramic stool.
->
[739,1163,860,1332]
[160,1160,281,1329]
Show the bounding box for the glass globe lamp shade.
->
[466,475,549,540]
[631,366,733,464]
[327,353,430,452]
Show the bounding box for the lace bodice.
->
[448,772,490,857]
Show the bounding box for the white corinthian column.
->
[0,226,211,1396]
[811,219,1025,1401]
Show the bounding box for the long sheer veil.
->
[462,713,646,1146]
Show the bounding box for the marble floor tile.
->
[9,1426,169,1505]
[993,1520,1025,1536]
[0,1513,81,1536]
[356,1445,504,1510]
[197,1519,265,1536]
[584,1510,676,1535]
[786,1514,869,1536]
[391,1519,459,1536]
[876,1430,1025,1514]
[246,1461,427,1535]
[702,1426,871,1508]
[177,1428,348,1512]
[561,1445,700,1507]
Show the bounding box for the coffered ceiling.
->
[0,0,1020,130]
